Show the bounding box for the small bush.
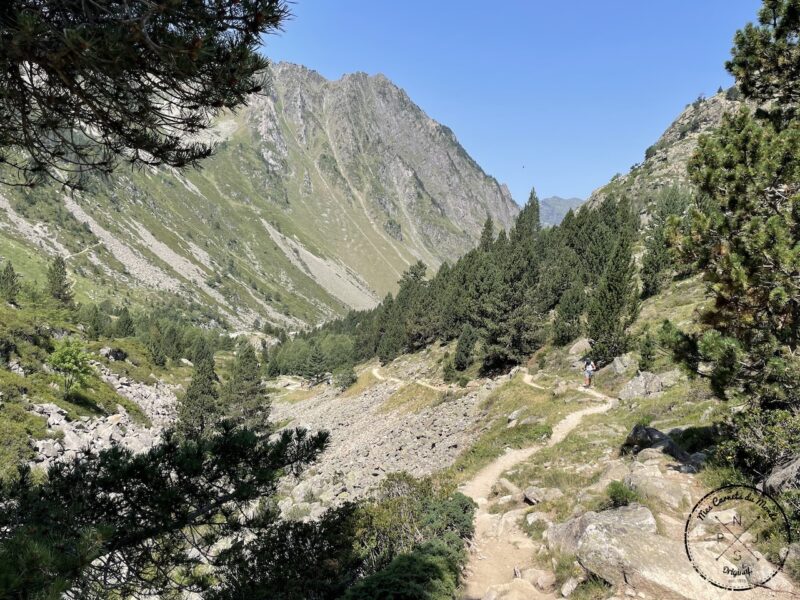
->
[605,481,641,508]
[333,367,357,390]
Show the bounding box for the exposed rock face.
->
[539,196,584,227]
[586,92,749,215]
[30,366,178,469]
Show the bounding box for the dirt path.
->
[371,366,445,391]
[459,385,617,599]
[521,371,546,391]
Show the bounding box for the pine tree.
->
[222,342,269,431]
[115,306,135,337]
[46,256,73,305]
[640,187,687,299]
[0,260,20,304]
[587,201,638,364]
[86,304,110,341]
[146,326,167,367]
[479,217,495,251]
[304,343,327,382]
[0,1,290,187]
[553,284,584,346]
[672,1,800,472]
[454,324,478,371]
[639,326,656,371]
[177,354,220,439]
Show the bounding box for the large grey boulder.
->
[523,486,563,505]
[547,504,657,556]
[619,369,684,400]
[568,338,592,356]
[765,455,800,494]
[624,463,689,510]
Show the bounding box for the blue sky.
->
[263,1,761,203]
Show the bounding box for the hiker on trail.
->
[583,359,596,387]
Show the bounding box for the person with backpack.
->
[583,358,596,388]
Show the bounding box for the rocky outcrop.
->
[618,369,683,400]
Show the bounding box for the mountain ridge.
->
[0,62,519,329]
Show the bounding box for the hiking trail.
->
[459,383,617,599]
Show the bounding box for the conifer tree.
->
[86,304,110,341]
[115,306,135,337]
[553,284,584,346]
[641,187,687,299]
[454,324,478,371]
[0,0,290,187]
[639,326,656,371]
[222,342,269,431]
[479,217,495,251]
[46,256,73,305]
[672,0,800,472]
[0,260,20,304]
[304,343,327,382]
[587,200,638,364]
[177,354,220,439]
[146,326,167,367]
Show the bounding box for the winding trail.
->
[459,384,617,599]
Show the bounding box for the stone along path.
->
[459,384,617,600]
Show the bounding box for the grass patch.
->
[279,387,317,404]
[381,383,442,414]
[341,369,379,398]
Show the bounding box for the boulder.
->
[577,526,795,600]
[507,409,524,423]
[552,380,570,397]
[622,424,691,463]
[765,455,800,494]
[569,338,592,356]
[547,504,657,556]
[610,353,636,375]
[523,486,564,505]
[624,464,689,510]
[525,511,552,528]
[619,371,662,399]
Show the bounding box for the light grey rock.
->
[524,486,564,505]
[766,455,800,494]
[625,464,689,510]
[547,504,657,556]
[569,338,592,356]
[561,576,580,597]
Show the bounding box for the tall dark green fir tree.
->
[47,256,73,305]
[587,199,638,364]
[177,354,221,439]
[0,260,20,304]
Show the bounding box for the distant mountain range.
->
[539,196,585,226]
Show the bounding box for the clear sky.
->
[263,0,762,203]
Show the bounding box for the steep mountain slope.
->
[539,196,584,226]
[0,63,518,329]
[587,89,747,214]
